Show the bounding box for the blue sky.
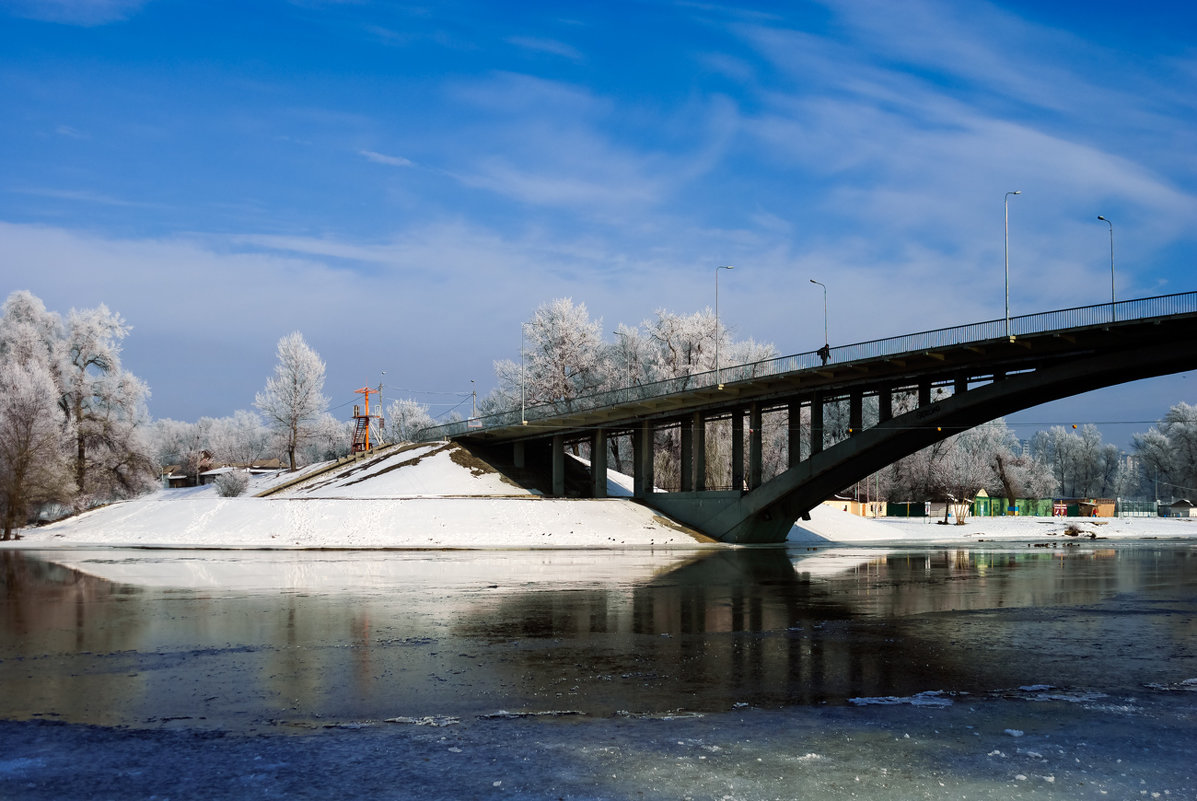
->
[2,0,1195,446]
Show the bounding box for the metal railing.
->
[420,291,1197,441]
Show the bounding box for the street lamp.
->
[1098,215,1115,319]
[809,278,828,349]
[715,265,734,388]
[1004,190,1021,337]
[613,330,632,402]
[520,322,529,425]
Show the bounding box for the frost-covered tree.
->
[1133,402,1197,501]
[385,399,435,442]
[1031,424,1121,498]
[0,291,63,374]
[493,298,606,410]
[59,304,156,500]
[254,332,329,471]
[208,410,272,466]
[0,360,71,539]
[296,413,352,464]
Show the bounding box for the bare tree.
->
[254,332,329,471]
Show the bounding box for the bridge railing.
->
[420,291,1197,441]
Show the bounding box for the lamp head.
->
[1098,215,1108,222]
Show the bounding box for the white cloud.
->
[506,36,583,62]
[359,150,413,168]
[2,0,150,25]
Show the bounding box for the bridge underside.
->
[456,314,1197,544]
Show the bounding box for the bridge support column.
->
[592,429,608,498]
[693,412,706,491]
[513,441,525,469]
[680,419,693,492]
[811,393,824,455]
[849,392,862,437]
[918,380,932,407]
[634,420,654,498]
[552,434,565,497]
[955,375,968,395]
[788,400,803,468]
[878,388,892,423]
[749,402,763,489]
[732,410,745,491]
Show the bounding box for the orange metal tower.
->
[352,386,381,453]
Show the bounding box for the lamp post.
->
[715,265,734,388]
[613,330,632,402]
[1004,190,1021,337]
[470,379,476,418]
[1098,215,1115,320]
[520,323,529,425]
[809,278,828,349]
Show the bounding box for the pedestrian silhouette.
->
[817,343,830,365]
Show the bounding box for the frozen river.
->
[2,542,1195,799]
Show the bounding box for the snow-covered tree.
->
[0,360,71,539]
[60,304,156,500]
[0,291,63,374]
[1031,424,1121,498]
[208,410,272,466]
[1133,402,1197,500]
[296,412,352,464]
[254,332,329,471]
[493,298,606,410]
[385,399,435,442]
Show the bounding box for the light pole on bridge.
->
[1098,215,1115,320]
[810,278,828,364]
[1005,190,1021,338]
[715,265,734,389]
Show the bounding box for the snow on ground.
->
[8,440,1196,549]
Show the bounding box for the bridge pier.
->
[592,429,608,498]
[749,402,763,489]
[810,392,824,455]
[679,418,693,492]
[878,388,892,423]
[788,400,802,469]
[552,434,565,497]
[634,420,654,498]
[731,410,744,491]
[849,391,862,437]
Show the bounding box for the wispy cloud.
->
[359,149,413,167]
[13,187,158,208]
[2,0,151,26]
[54,124,89,139]
[506,36,583,62]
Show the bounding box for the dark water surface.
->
[1,543,1195,733]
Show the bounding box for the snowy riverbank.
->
[7,441,1196,549]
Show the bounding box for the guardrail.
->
[420,291,1197,441]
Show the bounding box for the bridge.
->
[421,292,1197,544]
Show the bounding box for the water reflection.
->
[1,544,1194,731]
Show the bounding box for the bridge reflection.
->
[2,546,1193,727]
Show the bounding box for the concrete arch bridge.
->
[421,292,1197,544]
